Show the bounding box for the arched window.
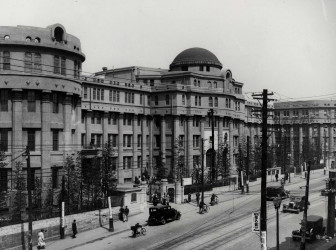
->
[214,81,217,88]
[26,36,31,42]
[54,27,64,42]
[155,95,158,105]
[199,96,201,106]
[166,95,170,105]
[34,37,40,43]
[198,80,200,87]
[214,97,218,107]
[209,97,213,107]
[208,81,212,88]
[194,79,197,86]
[182,95,185,105]
[4,35,10,40]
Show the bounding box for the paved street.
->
[64,171,332,250]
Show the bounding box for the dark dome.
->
[170,47,222,69]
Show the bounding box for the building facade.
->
[2,24,333,200]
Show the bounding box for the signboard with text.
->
[252,212,260,232]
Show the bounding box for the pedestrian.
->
[275,173,278,182]
[196,192,200,206]
[188,193,191,203]
[119,206,125,222]
[166,193,170,206]
[37,229,46,249]
[124,206,129,221]
[72,220,77,238]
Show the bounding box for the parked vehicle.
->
[283,195,310,213]
[292,215,325,242]
[147,205,181,226]
[266,185,290,200]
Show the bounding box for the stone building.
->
[0,24,84,196]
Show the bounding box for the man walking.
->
[124,206,129,222]
[72,220,77,238]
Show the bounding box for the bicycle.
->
[131,226,146,237]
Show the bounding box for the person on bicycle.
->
[210,193,218,205]
[199,200,206,213]
[132,223,142,237]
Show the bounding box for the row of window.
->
[275,109,336,118]
[193,79,218,88]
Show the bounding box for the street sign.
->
[252,212,260,232]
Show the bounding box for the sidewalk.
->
[45,170,326,250]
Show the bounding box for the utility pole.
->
[324,131,327,175]
[246,136,250,193]
[208,109,215,182]
[252,89,274,250]
[300,160,311,250]
[201,139,205,203]
[327,167,336,237]
[26,146,33,250]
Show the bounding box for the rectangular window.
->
[28,129,35,151]
[137,116,142,126]
[147,95,151,105]
[0,90,8,112]
[96,113,102,124]
[3,51,10,70]
[25,52,32,72]
[91,113,95,124]
[101,89,104,100]
[117,91,120,102]
[33,53,41,72]
[74,61,79,78]
[193,135,200,147]
[179,135,184,147]
[52,130,59,151]
[233,136,239,147]
[112,90,116,102]
[0,168,7,192]
[96,134,102,147]
[108,134,118,147]
[123,135,132,148]
[112,113,117,125]
[84,87,88,99]
[97,89,100,101]
[195,96,198,106]
[0,129,8,151]
[52,168,58,189]
[81,133,86,147]
[155,135,161,147]
[93,88,96,100]
[131,193,137,202]
[137,156,142,169]
[140,94,143,105]
[29,169,36,190]
[125,92,128,103]
[123,156,132,169]
[52,93,59,113]
[54,55,60,74]
[109,90,112,102]
[27,91,36,112]
[61,57,66,75]
[146,135,150,147]
[111,157,117,170]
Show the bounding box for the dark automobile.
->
[292,215,325,242]
[282,195,310,213]
[147,204,181,225]
[266,185,290,200]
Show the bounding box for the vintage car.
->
[147,204,181,226]
[283,195,310,213]
[292,215,325,242]
[266,185,290,201]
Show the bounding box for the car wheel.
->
[176,214,181,220]
[161,218,166,225]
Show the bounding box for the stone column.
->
[299,125,303,156]
[148,116,153,177]
[41,91,51,189]
[102,111,109,145]
[63,93,72,152]
[329,125,333,167]
[172,116,179,181]
[11,89,23,164]
[320,125,324,151]
[218,116,223,146]
[187,116,193,175]
[133,114,138,180]
[118,113,124,183]
[75,98,82,151]
[309,126,313,141]
[290,126,294,167]
[141,116,146,175]
[229,119,234,172]
[160,115,166,166]
[85,110,92,147]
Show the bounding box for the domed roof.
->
[170,47,222,69]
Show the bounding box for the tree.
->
[191,156,202,184]
[101,142,117,202]
[32,176,42,209]
[217,143,230,179]
[0,150,8,211]
[173,138,186,182]
[44,178,57,217]
[12,161,26,221]
[155,151,167,180]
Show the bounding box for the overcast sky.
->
[1,0,336,101]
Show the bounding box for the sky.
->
[1,0,336,101]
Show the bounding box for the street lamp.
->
[273,196,282,250]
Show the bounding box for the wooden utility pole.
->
[26,146,33,250]
[327,169,336,237]
[246,136,250,193]
[300,160,311,250]
[208,109,215,181]
[201,139,205,203]
[252,89,274,250]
